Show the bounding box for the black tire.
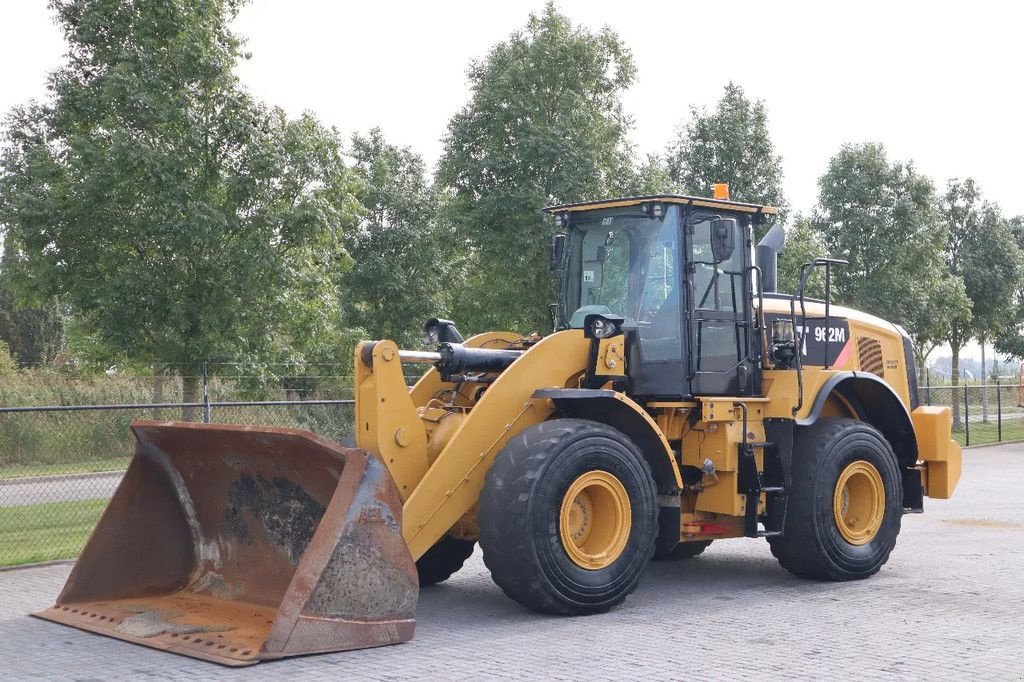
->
[416,536,475,587]
[769,418,903,581]
[478,419,658,615]
[653,540,712,561]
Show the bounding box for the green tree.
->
[622,154,676,196]
[0,242,66,366]
[941,180,1022,424]
[0,0,361,412]
[342,128,449,347]
[667,82,787,228]
[777,215,825,297]
[994,216,1024,360]
[811,143,968,374]
[436,3,636,334]
[0,339,17,375]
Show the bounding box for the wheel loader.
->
[35,186,962,665]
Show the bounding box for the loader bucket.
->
[33,421,418,666]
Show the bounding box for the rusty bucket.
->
[33,421,418,666]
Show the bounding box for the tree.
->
[0,339,16,376]
[811,143,968,377]
[667,82,787,231]
[994,216,1024,361]
[622,154,676,196]
[941,180,1022,424]
[437,3,636,334]
[342,128,449,347]
[0,242,65,366]
[777,215,825,296]
[0,0,361,413]
[902,271,971,372]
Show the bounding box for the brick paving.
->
[1,443,1022,680]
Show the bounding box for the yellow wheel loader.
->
[36,188,962,665]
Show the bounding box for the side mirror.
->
[549,233,567,274]
[710,218,738,263]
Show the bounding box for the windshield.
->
[560,204,682,359]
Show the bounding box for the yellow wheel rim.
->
[559,470,632,570]
[833,460,885,545]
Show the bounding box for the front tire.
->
[416,536,475,587]
[769,418,903,581]
[478,419,658,615]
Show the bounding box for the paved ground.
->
[1,444,1022,680]
[0,472,123,508]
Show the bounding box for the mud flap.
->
[33,421,418,666]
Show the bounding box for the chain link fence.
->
[2,378,1022,568]
[0,400,354,568]
[919,382,1024,446]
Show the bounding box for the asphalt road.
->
[1,443,1022,680]
[0,472,123,508]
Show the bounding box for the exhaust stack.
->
[755,224,786,293]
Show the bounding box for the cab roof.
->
[545,194,779,217]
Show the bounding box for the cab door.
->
[686,211,759,396]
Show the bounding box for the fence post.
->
[202,361,212,424]
[925,368,932,405]
[963,384,970,447]
[996,378,1002,443]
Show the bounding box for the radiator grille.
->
[857,337,884,376]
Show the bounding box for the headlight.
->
[423,318,464,344]
[583,313,625,340]
[590,317,617,338]
[772,318,795,344]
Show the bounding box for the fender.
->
[797,371,922,510]
[532,388,683,493]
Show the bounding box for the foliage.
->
[903,271,971,366]
[0,0,362,401]
[342,128,449,347]
[777,215,825,296]
[936,179,1021,425]
[942,179,1022,354]
[0,339,17,375]
[994,216,1024,359]
[622,154,676,196]
[0,242,65,367]
[668,82,787,229]
[436,2,637,334]
[810,143,967,358]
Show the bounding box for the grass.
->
[0,498,108,567]
[0,458,128,481]
[955,420,1024,447]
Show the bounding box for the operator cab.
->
[547,193,778,400]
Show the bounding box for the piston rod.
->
[398,350,443,363]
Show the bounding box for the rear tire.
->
[416,536,475,587]
[478,419,658,615]
[769,418,902,581]
[654,540,712,561]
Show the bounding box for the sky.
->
[1,0,1022,360]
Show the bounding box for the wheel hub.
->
[559,470,631,570]
[833,460,885,545]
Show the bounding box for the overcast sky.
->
[2,0,1021,360]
